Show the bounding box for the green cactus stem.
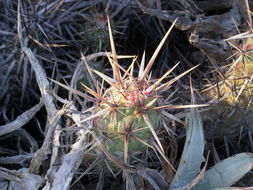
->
[80,17,207,170]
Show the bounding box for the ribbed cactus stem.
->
[80,18,202,170]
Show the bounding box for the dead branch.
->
[189,33,230,65]
[43,104,90,190]
[136,0,200,30]
[0,167,44,190]
[29,108,66,174]
[17,0,63,175]
[0,154,33,167]
[17,0,57,120]
[0,101,43,136]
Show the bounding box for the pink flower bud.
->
[143,85,155,95]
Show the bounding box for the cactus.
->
[53,17,206,173]
[84,11,109,52]
[82,2,129,52]
[219,36,253,107]
[205,34,253,139]
[83,17,205,169]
